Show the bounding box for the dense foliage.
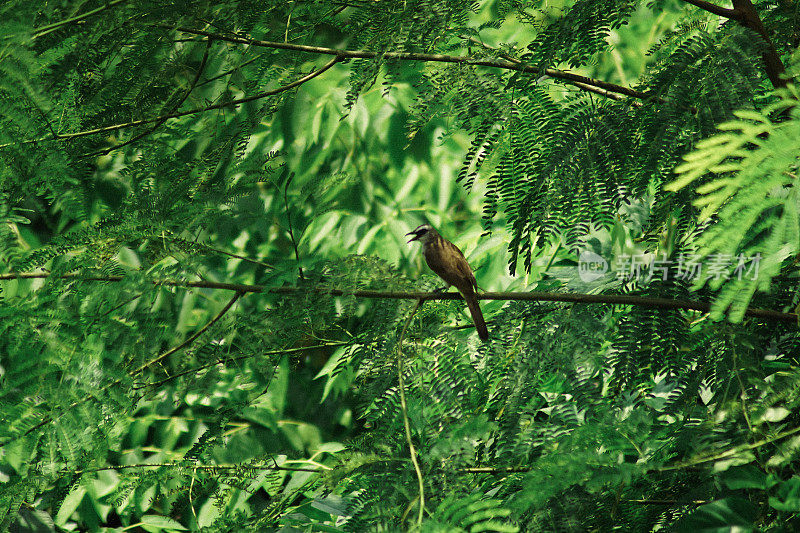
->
[1,0,800,530]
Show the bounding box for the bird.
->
[406,224,488,341]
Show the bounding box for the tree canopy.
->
[1,0,800,530]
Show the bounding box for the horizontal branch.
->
[626,498,708,505]
[460,466,531,473]
[0,24,658,149]
[2,272,795,322]
[74,461,324,475]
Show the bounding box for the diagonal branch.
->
[29,0,130,40]
[143,340,351,388]
[129,291,242,377]
[0,55,342,149]
[1,272,796,322]
[659,424,800,471]
[92,35,214,156]
[462,35,644,106]
[167,25,654,102]
[680,0,742,19]
[680,0,788,88]
[0,291,243,445]
[732,0,788,88]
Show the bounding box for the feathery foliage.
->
[1,0,800,531]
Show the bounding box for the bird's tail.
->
[463,289,488,341]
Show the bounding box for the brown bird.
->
[406,224,488,341]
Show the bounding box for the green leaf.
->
[54,485,86,527]
[719,465,767,490]
[769,477,800,512]
[673,497,757,532]
[140,514,189,531]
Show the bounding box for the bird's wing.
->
[424,237,477,292]
[447,241,478,292]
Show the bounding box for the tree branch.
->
[680,0,742,19]
[397,298,427,526]
[2,272,795,322]
[0,291,242,445]
[92,35,214,156]
[30,0,130,40]
[462,35,644,106]
[732,0,788,88]
[166,25,653,102]
[282,175,305,281]
[680,0,788,87]
[659,424,800,471]
[142,340,351,388]
[74,461,324,475]
[0,55,342,149]
[129,291,242,377]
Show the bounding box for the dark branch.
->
[75,461,324,475]
[0,291,242,445]
[30,0,130,39]
[166,25,653,102]
[282,175,305,281]
[91,35,214,156]
[680,0,788,87]
[462,35,643,106]
[130,291,242,377]
[732,0,788,87]
[1,272,795,322]
[0,55,342,149]
[142,341,351,388]
[680,0,742,19]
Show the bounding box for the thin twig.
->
[130,291,241,377]
[74,461,323,475]
[459,466,531,473]
[27,94,61,140]
[92,35,214,156]
[732,347,754,434]
[28,0,130,39]
[195,54,263,88]
[659,424,800,471]
[153,234,274,269]
[626,498,708,505]
[1,272,796,322]
[100,292,143,317]
[142,340,351,388]
[462,35,644,106]
[0,56,342,149]
[397,298,426,526]
[0,292,243,445]
[283,175,304,281]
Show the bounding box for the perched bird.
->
[406,224,488,341]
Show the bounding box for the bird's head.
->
[406,224,435,244]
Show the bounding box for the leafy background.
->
[1,0,800,531]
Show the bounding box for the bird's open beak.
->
[406,231,420,243]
